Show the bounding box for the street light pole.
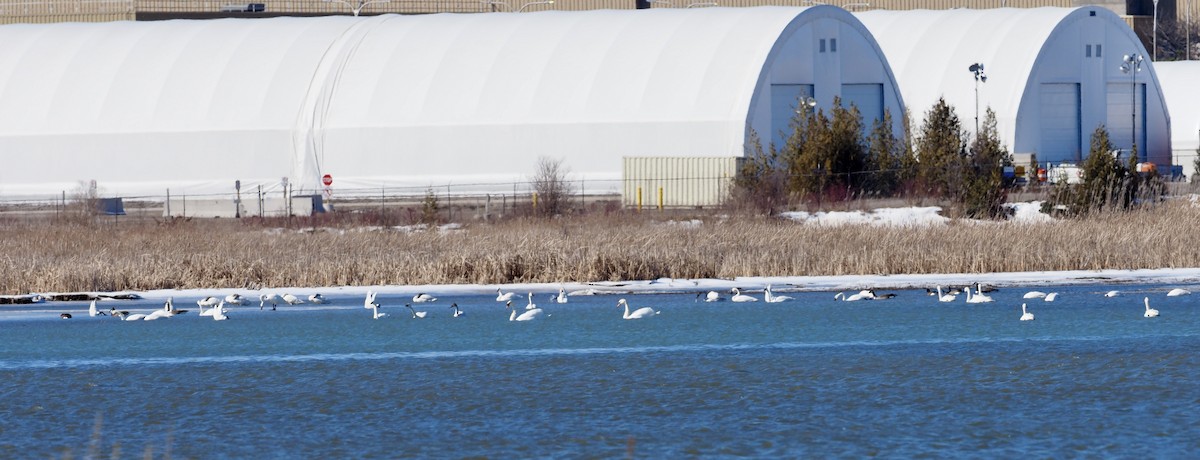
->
[968,63,987,136]
[1120,53,1144,161]
[1153,0,1160,60]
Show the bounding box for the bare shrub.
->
[530,156,573,217]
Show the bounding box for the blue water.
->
[2,284,1198,458]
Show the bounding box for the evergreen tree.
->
[915,98,968,203]
[864,109,902,196]
[733,129,787,214]
[961,109,1012,218]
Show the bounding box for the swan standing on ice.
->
[617,299,658,319]
[259,294,281,311]
[1104,290,1120,298]
[965,286,993,304]
[1023,291,1047,299]
[730,288,759,302]
[282,293,304,305]
[224,293,248,305]
[507,300,542,321]
[556,288,569,304]
[1143,297,1159,318]
[450,303,465,317]
[496,288,516,302]
[934,286,957,303]
[308,293,328,304]
[197,296,220,308]
[405,304,428,319]
[764,285,793,303]
[1020,303,1034,321]
[413,293,437,303]
[1166,288,1191,297]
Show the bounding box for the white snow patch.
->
[780,207,948,227]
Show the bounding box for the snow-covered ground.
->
[779,202,1051,226]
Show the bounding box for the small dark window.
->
[819,39,826,53]
[1086,44,1092,57]
[831,38,837,52]
[1089,10,1096,16]
[1096,44,1102,57]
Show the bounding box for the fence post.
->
[533,191,538,211]
[485,193,491,220]
[257,185,263,217]
[658,187,664,211]
[637,187,642,212]
[165,189,170,217]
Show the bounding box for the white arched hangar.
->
[857,7,1171,171]
[1153,61,1200,180]
[0,7,904,208]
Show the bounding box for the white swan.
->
[556,288,568,304]
[372,304,387,320]
[88,300,105,317]
[730,288,758,303]
[259,293,281,311]
[450,303,465,317]
[1023,291,1047,299]
[212,301,229,321]
[507,301,542,321]
[282,293,304,305]
[496,288,515,302]
[1166,288,1191,297]
[1143,297,1159,318]
[764,285,793,303]
[405,304,427,319]
[413,293,437,303]
[143,309,170,321]
[364,291,379,309]
[224,293,248,305]
[618,299,658,319]
[1044,292,1058,302]
[123,313,147,321]
[197,296,220,308]
[701,291,723,302]
[935,286,957,303]
[965,286,993,304]
[525,293,538,310]
[1020,303,1034,321]
[163,298,187,316]
[308,293,328,304]
[1104,290,1120,298]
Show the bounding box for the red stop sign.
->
[322,174,333,186]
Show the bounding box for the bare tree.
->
[530,156,574,216]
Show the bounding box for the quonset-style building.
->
[0,6,904,207]
[856,7,1172,170]
[1153,61,1200,180]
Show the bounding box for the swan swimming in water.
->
[364,291,379,309]
[212,301,229,321]
[763,285,793,303]
[525,293,538,310]
[372,304,387,320]
[1143,297,1159,318]
[556,288,568,304]
[935,286,957,303]
[450,303,465,318]
[1044,292,1059,302]
[413,293,437,303]
[88,300,106,317]
[1104,290,1120,298]
[730,288,758,302]
[507,300,542,321]
[496,288,516,302]
[1020,303,1034,321]
[697,291,723,302]
[964,286,993,304]
[835,290,876,302]
[618,299,658,319]
[1166,288,1191,297]
[405,304,428,319]
[1023,291,1047,299]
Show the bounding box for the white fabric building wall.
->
[856,7,1172,168]
[0,7,903,200]
[1153,61,1200,180]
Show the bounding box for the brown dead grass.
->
[2,201,1199,293]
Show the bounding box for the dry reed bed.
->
[2,203,1199,293]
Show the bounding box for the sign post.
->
[322,174,333,201]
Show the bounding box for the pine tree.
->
[864,109,902,196]
[961,108,1012,218]
[915,98,968,204]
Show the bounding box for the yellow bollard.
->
[658,187,664,210]
[532,192,538,210]
[637,187,642,212]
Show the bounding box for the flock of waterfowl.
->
[49,284,1189,322]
